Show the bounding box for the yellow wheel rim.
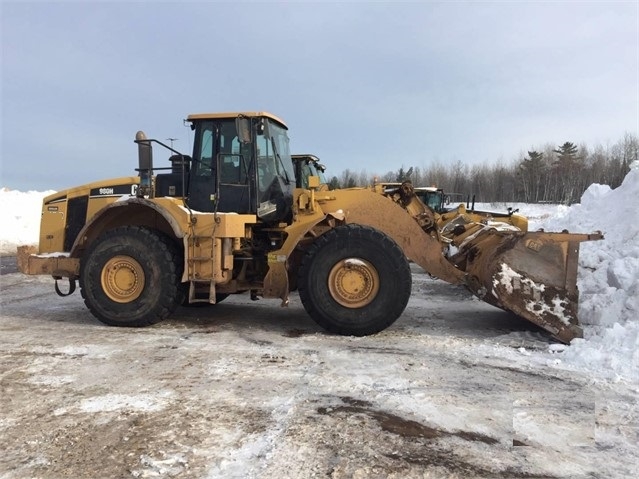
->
[328,258,380,308]
[100,255,145,303]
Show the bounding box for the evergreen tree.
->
[395,166,414,182]
[552,142,582,204]
[553,142,579,163]
[517,151,545,203]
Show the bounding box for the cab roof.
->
[186,111,287,129]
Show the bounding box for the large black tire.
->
[298,224,412,336]
[79,226,182,327]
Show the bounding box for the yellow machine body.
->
[18,112,603,343]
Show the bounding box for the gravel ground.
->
[1,265,636,479]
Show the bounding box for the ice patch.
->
[79,393,171,413]
[53,392,173,415]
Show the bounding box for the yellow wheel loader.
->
[292,154,328,190]
[380,183,529,231]
[17,112,602,342]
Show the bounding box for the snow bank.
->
[478,165,639,381]
[536,162,639,381]
[0,188,54,256]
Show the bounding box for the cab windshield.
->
[300,161,328,188]
[415,190,444,213]
[427,192,443,211]
[256,120,295,200]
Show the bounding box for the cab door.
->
[188,120,255,213]
[216,121,252,213]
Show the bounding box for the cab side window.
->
[255,133,277,199]
[219,122,247,184]
[195,125,215,176]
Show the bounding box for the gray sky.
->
[2,1,637,191]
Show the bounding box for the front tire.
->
[80,226,182,327]
[298,224,411,336]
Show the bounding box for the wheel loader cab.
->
[186,112,295,224]
[292,154,328,189]
[414,187,445,213]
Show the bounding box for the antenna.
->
[166,138,178,149]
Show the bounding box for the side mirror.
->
[236,117,251,144]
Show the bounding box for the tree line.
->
[327,132,637,204]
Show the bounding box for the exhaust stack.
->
[135,130,153,197]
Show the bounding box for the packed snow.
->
[1,164,637,386]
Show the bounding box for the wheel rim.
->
[100,255,145,303]
[328,258,380,308]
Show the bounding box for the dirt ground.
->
[1,263,637,479]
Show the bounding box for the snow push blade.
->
[460,230,604,343]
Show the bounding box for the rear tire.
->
[80,226,182,327]
[298,224,411,336]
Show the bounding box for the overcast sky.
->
[2,1,637,191]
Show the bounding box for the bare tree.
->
[339,169,356,188]
[357,169,371,187]
[333,132,635,202]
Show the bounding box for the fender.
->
[69,197,187,257]
[19,197,189,279]
[262,208,332,302]
[316,188,466,284]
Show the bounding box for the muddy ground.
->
[1,263,637,478]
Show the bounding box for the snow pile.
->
[533,162,639,381]
[0,188,54,256]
